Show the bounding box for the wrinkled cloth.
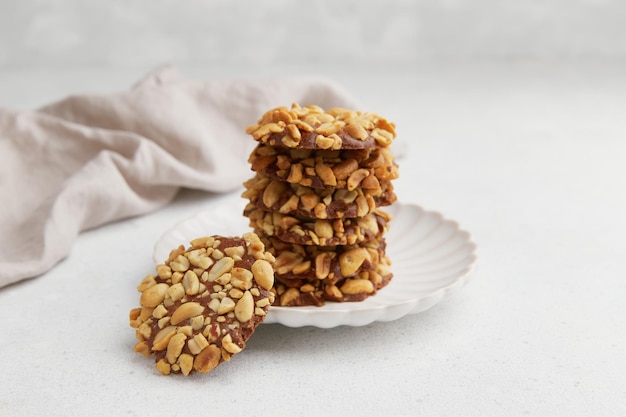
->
[0,66,360,287]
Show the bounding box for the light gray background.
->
[2,2,626,417]
[1,0,625,71]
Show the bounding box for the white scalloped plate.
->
[154,199,477,328]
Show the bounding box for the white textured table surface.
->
[2,61,625,416]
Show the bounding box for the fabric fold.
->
[0,66,361,287]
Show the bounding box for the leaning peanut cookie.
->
[129,233,275,376]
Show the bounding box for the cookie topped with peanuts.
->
[129,232,275,376]
[242,173,396,220]
[248,144,399,190]
[245,103,396,150]
[244,205,391,247]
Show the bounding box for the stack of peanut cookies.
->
[242,103,399,306]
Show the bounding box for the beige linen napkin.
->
[0,66,360,288]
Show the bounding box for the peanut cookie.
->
[246,103,396,150]
[260,234,389,282]
[242,173,396,219]
[129,233,275,376]
[273,260,393,306]
[248,144,399,189]
[244,206,392,246]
